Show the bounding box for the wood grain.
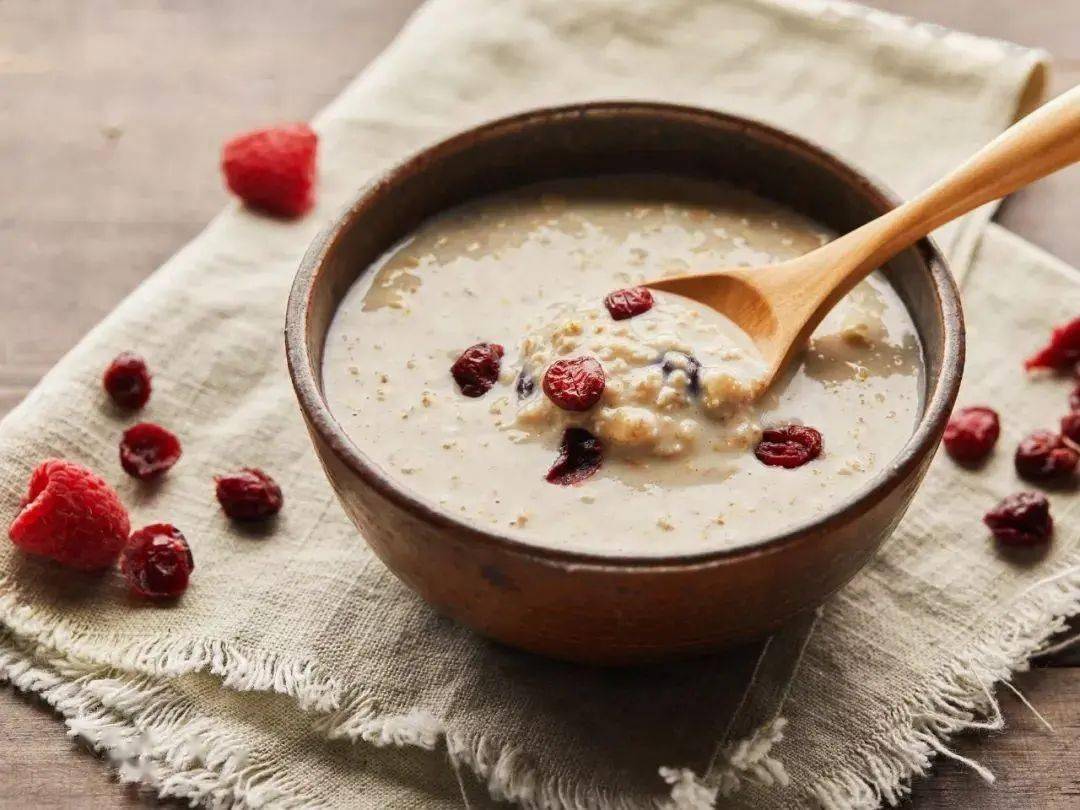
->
[902,668,1080,809]
[0,1,1077,807]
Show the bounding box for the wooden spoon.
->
[645,85,1080,390]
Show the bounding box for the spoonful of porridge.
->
[646,84,1080,391]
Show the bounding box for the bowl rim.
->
[286,100,964,570]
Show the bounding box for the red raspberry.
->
[215,468,283,521]
[545,428,604,485]
[942,406,1000,463]
[103,352,152,409]
[754,425,823,468]
[1024,316,1080,373]
[543,357,605,411]
[1014,430,1078,482]
[222,123,318,218]
[451,343,504,398]
[8,459,130,570]
[1061,412,1080,444]
[984,492,1053,546]
[121,524,194,598]
[604,287,654,320]
[120,423,182,480]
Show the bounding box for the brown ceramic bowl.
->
[286,102,964,664]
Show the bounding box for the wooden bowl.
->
[286,103,964,664]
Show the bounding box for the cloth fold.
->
[0,1,1072,808]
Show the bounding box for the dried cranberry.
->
[1024,317,1080,372]
[119,423,182,480]
[1014,430,1078,482]
[215,468,283,521]
[1070,382,1080,412]
[942,406,1000,463]
[1061,412,1080,444]
[604,287,654,320]
[451,343,504,397]
[983,492,1053,546]
[543,357,605,411]
[121,523,194,598]
[754,425,823,468]
[546,428,603,485]
[103,352,152,409]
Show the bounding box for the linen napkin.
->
[1,1,1073,808]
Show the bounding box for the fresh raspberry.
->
[546,428,604,485]
[121,524,194,598]
[984,492,1053,546]
[754,425,823,468]
[1014,430,1078,482]
[103,352,152,409]
[119,423,182,480]
[215,468,283,521]
[8,459,130,570]
[942,406,1000,463]
[1061,412,1080,444]
[221,123,318,218]
[451,343,504,398]
[604,287,654,320]
[1024,317,1080,373]
[543,357,605,411]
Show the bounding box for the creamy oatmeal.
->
[323,176,923,556]
[513,294,766,459]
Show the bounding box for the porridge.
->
[323,176,923,556]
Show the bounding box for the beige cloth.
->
[0,1,1073,808]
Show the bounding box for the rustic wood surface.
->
[0,1,1077,807]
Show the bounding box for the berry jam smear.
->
[451,342,504,398]
[103,352,152,409]
[754,425,823,468]
[543,357,606,412]
[215,468,284,521]
[546,428,604,485]
[983,492,1053,546]
[942,406,1000,463]
[121,523,194,598]
[119,423,182,480]
[1014,430,1078,482]
[604,286,654,321]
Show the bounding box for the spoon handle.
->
[838,84,1080,272]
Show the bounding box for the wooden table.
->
[1,2,1077,807]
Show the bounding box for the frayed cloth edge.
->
[0,632,320,809]
[807,565,1080,809]
[0,582,780,810]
